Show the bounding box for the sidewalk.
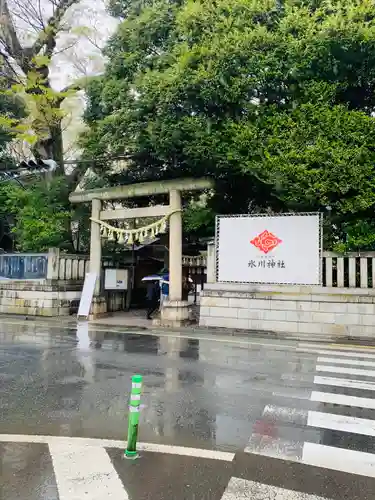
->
[89,311,375,345]
[1,310,374,345]
[94,309,153,330]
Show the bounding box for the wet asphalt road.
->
[1,319,375,499]
[0,320,314,449]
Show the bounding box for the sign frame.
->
[104,268,129,290]
[215,212,323,285]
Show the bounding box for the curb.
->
[88,320,375,346]
[2,313,375,347]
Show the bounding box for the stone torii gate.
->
[69,177,213,325]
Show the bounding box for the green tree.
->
[82,0,375,248]
[183,204,215,240]
[2,177,72,252]
[0,70,25,249]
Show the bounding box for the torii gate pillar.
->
[159,188,188,326]
[169,189,182,301]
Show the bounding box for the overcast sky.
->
[9,0,118,89]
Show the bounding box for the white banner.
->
[77,272,97,318]
[216,214,321,285]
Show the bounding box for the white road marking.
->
[318,356,375,368]
[302,442,375,478]
[221,477,330,500]
[298,348,375,359]
[272,389,311,400]
[316,365,375,377]
[299,342,375,353]
[0,434,234,461]
[243,345,375,480]
[49,442,129,500]
[310,391,375,409]
[262,404,308,425]
[245,435,304,461]
[246,438,375,479]
[307,410,375,436]
[314,375,375,391]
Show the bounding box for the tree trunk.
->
[32,120,64,169]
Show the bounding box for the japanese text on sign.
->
[248,258,285,269]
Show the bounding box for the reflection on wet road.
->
[0,320,316,450]
[2,320,375,499]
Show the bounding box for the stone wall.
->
[199,283,375,337]
[0,248,129,317]
[0,280,82,316]
[0,280,131,317]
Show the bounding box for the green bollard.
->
[125,374,143,458]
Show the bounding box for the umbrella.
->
[160,274,193,283]
[141,274,162,282]
[142,273,193,283]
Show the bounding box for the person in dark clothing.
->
[146,280,160,319]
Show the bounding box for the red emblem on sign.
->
[250,230,282,254]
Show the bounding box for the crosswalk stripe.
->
[297,348,375,359]
[317,356,375,368]
[261,404,375,435]
[245,439,375,479]
[272,389,311,400]
[49,442,129,500]
[221,477,331,499]
[307,410,375,436]
[299,343,375,354]
[314,375,375,391]
[262,404,308,425]
[311,391,375,409]
[245,434,304,461]
[316,364,375,377]
[302,442,375,478]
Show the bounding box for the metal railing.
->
[0,253,48,280]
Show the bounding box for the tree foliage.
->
[82,0,375,249]
[183,204,215,240]
[0,177,72,252]
[0,71,25,249]
[0,93,22,162]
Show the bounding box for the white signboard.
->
[216,214,321,285]
[104,268,128,290]
[77,272,97,318]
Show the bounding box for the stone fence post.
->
[46,248,60,280]
[206,241,216,283]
